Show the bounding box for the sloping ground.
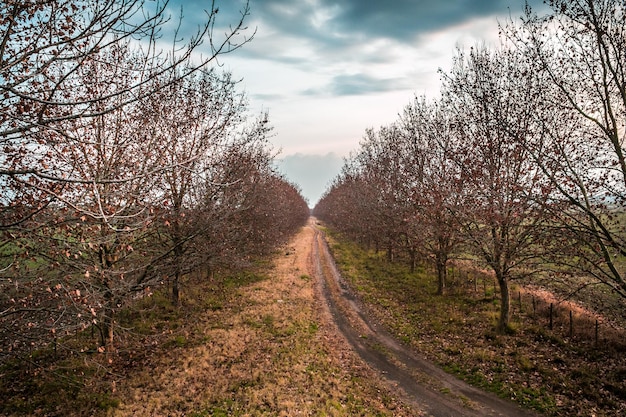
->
[112,221,419,416]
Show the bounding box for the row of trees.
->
[314,0,626,333]
[0,1,309,362]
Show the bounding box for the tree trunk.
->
[172,270,180,306]
[436,254,447,295]
[98,241,117,354]
[103,306,114,354]
[496,274,511,333]
[100,286,115,355]
[171,220,183,306]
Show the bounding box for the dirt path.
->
[113,219,538,416]
[114,219,417,415]
[309,219,539,417]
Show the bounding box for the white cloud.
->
[171,0,552,201]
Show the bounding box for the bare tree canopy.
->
[0,0,253,229]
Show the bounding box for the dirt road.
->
[308,219,539,417]
[114,219,539,416]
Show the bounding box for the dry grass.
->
[110,225,420,416]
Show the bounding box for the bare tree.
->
[0,44,166,355]
[442,46,556,332]
[399,96,464,294]
[352,126,415,264]
[43,45,166,352]
[0,0,253,229]
[145,67,246,305]
[504,0,626,298]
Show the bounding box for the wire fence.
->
[445,265,626,351]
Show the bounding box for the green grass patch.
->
[325,228,626,417]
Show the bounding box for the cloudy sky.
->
[171,0,546,206]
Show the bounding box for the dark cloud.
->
[302,73,412,97]
[172,0,548,59]
[248,0,546,44]
[317,0,517,40]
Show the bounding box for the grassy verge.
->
[325,229,626,416]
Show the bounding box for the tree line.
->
[314,0,626,333]
[0,0,309,362]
